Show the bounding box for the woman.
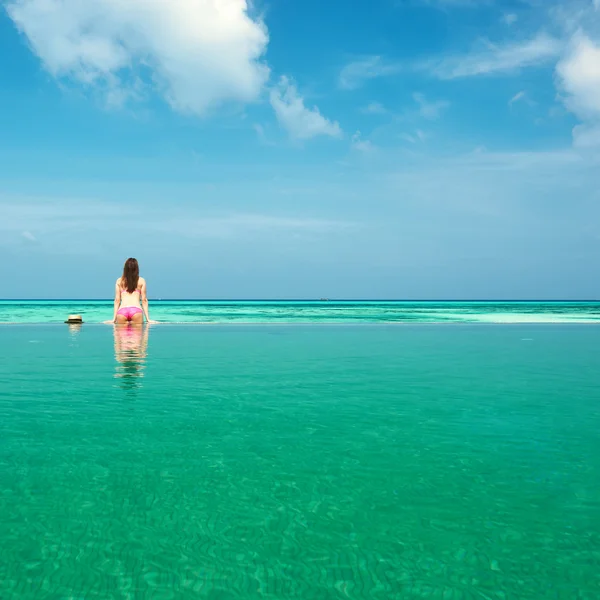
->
[105,258,157,324]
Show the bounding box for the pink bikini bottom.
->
[117,306,143,321]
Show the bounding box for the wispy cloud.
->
[502,13,518,26]
[253,123,276,146]
[338,56,402,90]
[361,102,388,115]
[405,0,495,8]
[168,213,355,237]
[400,129,429,143]
[413,92,449,119]
[6,0,269,114]
[351,131,376,153]
[341,33,562,90]
[509,91,526,106]
[400,133,418,144]
[269,77,342,141]
[425,33,562,79]
[1,198,356,245]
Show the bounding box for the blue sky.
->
[1,0,599,299]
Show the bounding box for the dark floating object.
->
[65,314,84,324]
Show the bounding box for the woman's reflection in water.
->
[113,324,149,394]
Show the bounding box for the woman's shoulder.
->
[139,276,147,286]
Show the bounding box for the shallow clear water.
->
[1,300,600,324]
[1,324,599,598]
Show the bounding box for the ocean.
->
[0,322,599,598]
[1,299,599,323]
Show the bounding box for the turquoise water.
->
[1,324,599,598]
[1,300,600,323]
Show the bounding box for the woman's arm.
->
[106,282,121,323]
[140,279,155,323]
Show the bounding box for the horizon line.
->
[1,298,599,303]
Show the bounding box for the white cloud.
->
[413,92,449,119]
[556,33,600,147]
[502,13,518,26]
[338,56,401,90]
[572,124,600,147]
[427,33,562,79]
[21,231,36,242]
[269,77,342,140]
[6,0,270,115]
[351,131,375,153]
[556,33,600,120]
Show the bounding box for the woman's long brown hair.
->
[120,258,140,293]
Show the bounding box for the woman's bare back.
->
[117,276,146,308]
